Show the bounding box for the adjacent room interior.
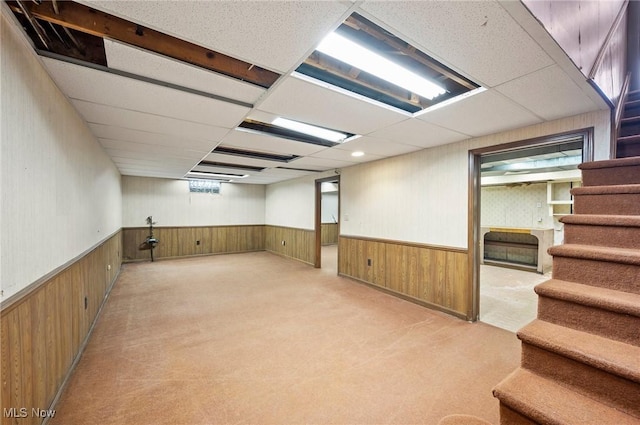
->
[478,135,586,332]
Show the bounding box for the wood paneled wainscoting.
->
[321,223,339,245]
[122,225,265,262]
[0,231,122,425]
[265,225,315,266]
[339,236,471,320]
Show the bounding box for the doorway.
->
[469,129,593,330]
[315,176,340,272]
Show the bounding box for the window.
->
[188,179,221,194]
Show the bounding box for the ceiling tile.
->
[221,129,327,156]
[359,1,554,87]
[85,1,353,73]
[257,75,409,135]
[105,148,198,163]
[416,89,542,137]
[495,65,600,121]
[310,147,383,163]
[333,136,422,157]
[104,40,264,104]
[42,57,250,128]
[368,118,470,148]
[287,156,356,171]
[100,139,207,160]
[117,169,186,179]
[72,100,230,143]
[90,124,216,152]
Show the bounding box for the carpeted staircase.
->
[492,156,640,424]
[617,89,640,158]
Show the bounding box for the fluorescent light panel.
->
[317,32,446,100]
[272,117,347,143]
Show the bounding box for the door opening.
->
[315,176,340,271]
[469,129,593,329]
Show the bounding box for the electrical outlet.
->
[107,264,111,271]
[196,240,200,246]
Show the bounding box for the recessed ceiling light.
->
[351,151,364,157]
[316,32,446,100]
[272,117,347,143]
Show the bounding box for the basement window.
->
[297,13,480,113]
[188,179,221,194]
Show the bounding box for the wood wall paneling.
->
[321,223,338,245]
[0,232,122,425]
[339,236,469,318]
[121,225,265,262]
[265,226,315,266]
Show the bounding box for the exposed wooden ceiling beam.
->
[305,54,429,108]
[9,0,280,88]
[344,15,478,91]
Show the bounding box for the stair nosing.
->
[548,244,640,266]
[620,115,640,123]
[618,135,640,143]
[560,214,640,227]
[517,320,640,383]
[578,156,640,170]
[535,279,640,317]
[572,184,640,195]
[493,368,639,424]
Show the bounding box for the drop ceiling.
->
[7,0,609,185]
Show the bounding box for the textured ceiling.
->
[24,0,610,184]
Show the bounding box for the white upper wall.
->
[321,192,339,224]
[121,176,265,227]
[1,11,122,300]
[340,110,609,248]
[263,110,609,249]
[265,171,337,229]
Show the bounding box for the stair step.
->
[561,214,640,249]
[625,98,640,109]
[518,320,640,383]
[617,144,640,159]
[618,134,640,144]
[579,156,640,185]
[493,368,639,425]
[536,279,640,316]
[621,115,640,124]
[571,184,640,214]
[518,320,640,416]
[548,244,640,294]
[627,88,640,97]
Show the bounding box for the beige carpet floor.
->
[50,250,520,425]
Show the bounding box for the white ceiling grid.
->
[32,1,609,184]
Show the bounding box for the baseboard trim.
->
[42,266,121,425]
[265,249,315,267]
[339,272,469,321]
[122,248,266,264]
